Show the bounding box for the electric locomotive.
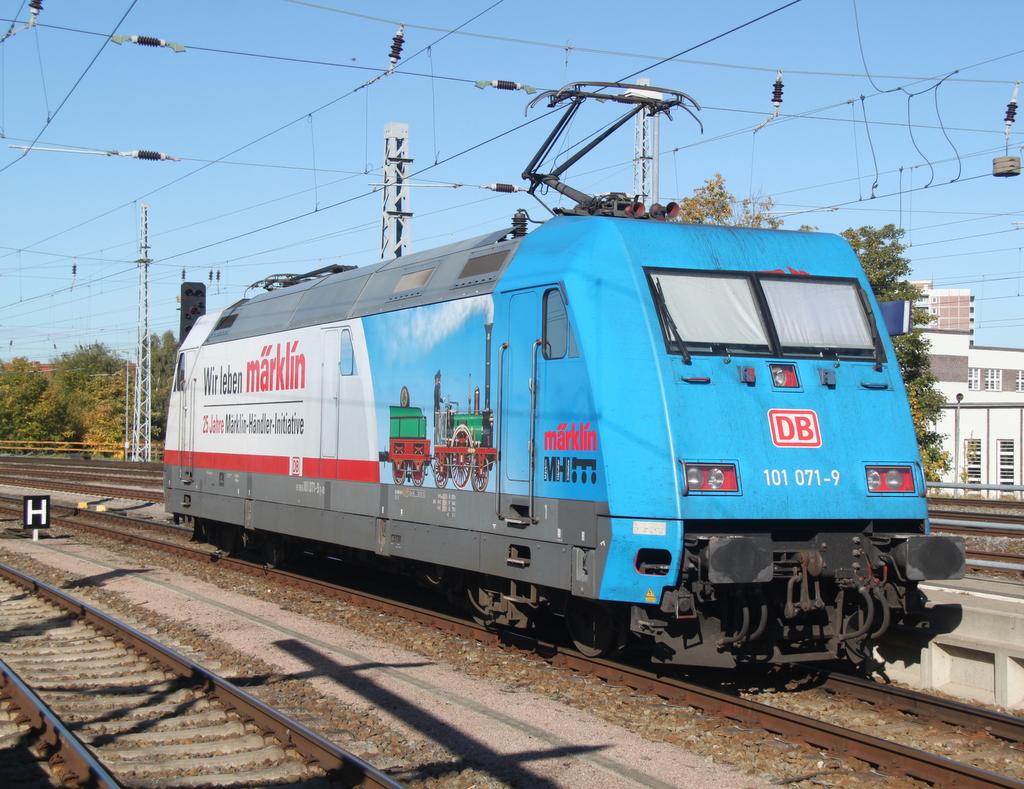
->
[165,82,963,667]
[165,209,964,667]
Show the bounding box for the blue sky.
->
[1,0,1022,363]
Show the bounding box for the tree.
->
[841,225,949,479]
[47,343,127,450]
[150,331,178,443]
[0,358,50,444]
[676,173,785,229]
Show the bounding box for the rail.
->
[0,562,407,789]
[0,655,122,789]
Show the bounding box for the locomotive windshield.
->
[648,269,882,362]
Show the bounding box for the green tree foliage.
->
[48,343,127,449]
[0,335,180,457]
[841,225,950,479]
[150,331,178,443]
[0,358,50,443]
[677,173,785,229]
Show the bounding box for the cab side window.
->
[173,353,186,392]
[340,328,356,376]
[543,288,577,360]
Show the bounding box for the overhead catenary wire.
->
[2,0,1024,354]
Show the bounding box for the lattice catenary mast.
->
[131,203,152,462]
[631,79,662,206]
[380,122,412,261]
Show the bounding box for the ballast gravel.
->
[0,490,932,789]
[0,526,771,789]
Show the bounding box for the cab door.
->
[175,350,196,481]
[501,291,540,486]
[320,329,340,479]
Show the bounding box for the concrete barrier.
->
[875,577,1024,709]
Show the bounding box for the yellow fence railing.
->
[0,440,164,461]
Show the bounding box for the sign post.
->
[23,495,50,541]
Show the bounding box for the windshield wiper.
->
[654,279,690,364]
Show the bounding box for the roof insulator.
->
[511,209,528,237]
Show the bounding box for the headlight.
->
[769,363,799,388]
[684,463,739,493]
[865,465,914,494]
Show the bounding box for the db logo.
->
[290,456,302,476]
[768,409,822,448]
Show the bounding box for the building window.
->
[967,368,980,390]
[985,368,1002,392]
[998,439,1016,486]
[965,438,982,484]
[1017,370,1024,392]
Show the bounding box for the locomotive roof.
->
[202,215,867,347]
[204,227,522,345]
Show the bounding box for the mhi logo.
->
[768,409,822,448]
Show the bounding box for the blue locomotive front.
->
[491,215,964,666]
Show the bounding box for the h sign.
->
[768,409,822,448]
[23,495,51,529]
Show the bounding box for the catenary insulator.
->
[135,150,162,160]
[389,25,405,66]
[772,78,784,106]
[1006,101,1018,125]
[488,183,518,193]
[135,36,162,47]
[29,0,42,12]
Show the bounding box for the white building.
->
[925,329,1024,487]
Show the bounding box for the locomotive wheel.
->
[392,461,405,485]
[261,536,289,569]
[190,516,208,544]
[433,456,448,488]
[472,456,489,492]
[466,583,494,627]
[411,464,425,486]
[214,523,243,557]
[566,599,616,657]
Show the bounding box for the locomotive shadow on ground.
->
[272,637,606,787]
[61,567,156,590]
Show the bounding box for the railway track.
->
[0,561,405,789]
[4,497,1024,789]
